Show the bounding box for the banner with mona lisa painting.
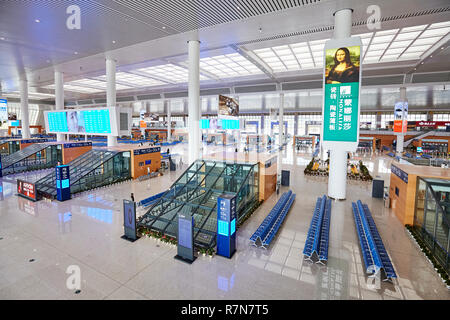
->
[323,45,361,145]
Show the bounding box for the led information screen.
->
[0,99,7,122]
[17,179,37,201]
[323,46,360,143]
[47,109,111,134]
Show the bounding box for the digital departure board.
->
[47,109,111,134]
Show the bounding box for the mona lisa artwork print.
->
[325,46,360,84]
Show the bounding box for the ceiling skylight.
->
[199,53,263,78]
[95,72,167,87]
[137,64,209,83]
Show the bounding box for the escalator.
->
[138,159,260,248]
[1,143,60,175]
[35,149,131,199]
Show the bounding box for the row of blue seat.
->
[262,193,296,247]
[302,195,332,264]
[250,190,296,249]
[352,200,397,281]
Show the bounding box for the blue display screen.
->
[218,220,229,236]
[200,119,210,129]
[61,179,70,188]
[47,110,111,134]
[220,119,240,130]
[230,218,236,235]
[56,180,61,188]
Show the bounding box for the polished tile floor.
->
[0,143,449,300]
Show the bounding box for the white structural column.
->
[55,71,65,141]
[188,40,201,164]
[19,79,31,139]
[396,87,407,155]
[279,91,284,145]
[106,58,118,147]
[327,8,353,200]
[167,100,172,142]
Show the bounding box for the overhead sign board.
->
[44,107,132,137]
[322,38,362,152]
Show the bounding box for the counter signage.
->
[17,179,37,201]
[133,147,161,155]
[391,164,408,183]
[21,138,48,144]
[63,142,92,148]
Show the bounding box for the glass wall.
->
[414,177,450,275]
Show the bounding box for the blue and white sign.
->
[0,99,7,122]
[133,147,161,155]
[217,194,237,259]
[63,142,92,149]
[391,164,408,183]
[55,165,71,201]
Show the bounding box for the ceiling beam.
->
[229,44,277,82]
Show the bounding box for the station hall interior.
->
[0,0,449,301]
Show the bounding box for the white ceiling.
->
[0,0,449,101]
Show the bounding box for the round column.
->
[396,87,407,155]
[167,100,172,142]
[327,8,353,200]
[55,71,65,141]
[106,58,118,147]
[19,79,31,139]
[188,40,201,165]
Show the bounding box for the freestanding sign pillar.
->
[0,153,2,178]
[174,211,196,264]
[217,194,237,259]
[55,165,70,201]
[322,8,361,200]
[122,199,137,242]
[395,87,408,155]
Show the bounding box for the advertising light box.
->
[0,99,7,122]
[322,37,362,152]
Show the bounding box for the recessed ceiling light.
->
[35,19,40,23]
[162,26,166,29]
[112,40,116,44]
[74,51,78,54]
[0,37,4,40]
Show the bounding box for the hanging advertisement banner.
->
[394,101,408,133]
[218,95,239,117]
[0,99,7,123]
[322,38,362,152]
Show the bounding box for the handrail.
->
[147,160,206,229]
